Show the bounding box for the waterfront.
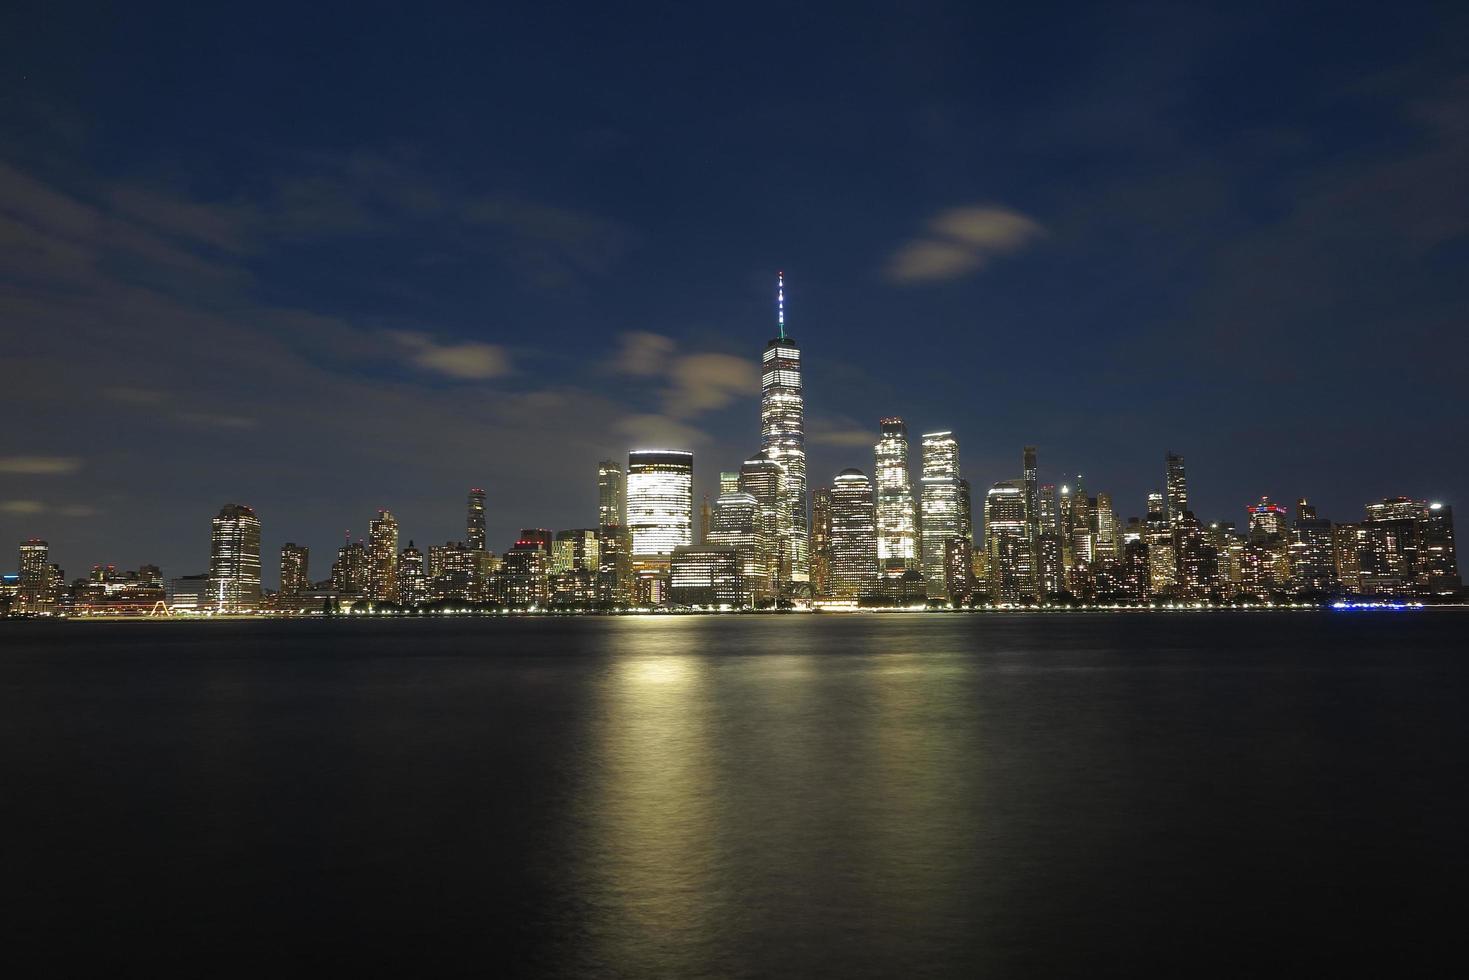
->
[3,613,1464,976]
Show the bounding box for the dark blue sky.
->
[3,1,1466,584]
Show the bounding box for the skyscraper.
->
[919,431,962,599]
[874,417,918,576]
[1420,503,1460,595]
[811,486,833,598]
[759,272,808,591]
[627,450,694,600]
[827,468,878,599]
[398,541,429,606]
[740,449,789,597]
[17,538,53,613]
[597,459,631,604]
[279,543,309,596]
[368,509,400,603]
[984,481,1030,603]
[708,488,765,605]
[209,504,262,612]
[467,488,487,552]
[1023,446,1041,595]
[1165,452,1188,525]
[1288,498,1336,594]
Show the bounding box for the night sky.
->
[3,2,1466,586]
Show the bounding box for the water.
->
[2,612,1465,976]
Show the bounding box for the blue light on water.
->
[1329,600,1423,611]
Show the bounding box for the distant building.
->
[467,488,487,552]
[398,541,429,606]
[332,539,370,596]
[1420,503,1460,595]
[670,544,741,607]
[628,450,694,601]
[500,533,550,607]
[740,450,788,596]
[209,504,262,612]
[708,489,766,606]
[16,538,55,613]
[597,459,631,604]
[759,273,809,591]
[919,431,962,600]
[827,469,878,600]
[1288,499,1336,593]
[1165,451,1188,525]
[810,487,833,598]
[368,509,400,603]
[166,574,211,613]
[874,418,918,577]
[280,543,309,597]
[985,481,1030,603]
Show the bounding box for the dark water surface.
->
[2,612,1465,976]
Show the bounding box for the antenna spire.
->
[777,270,785,339]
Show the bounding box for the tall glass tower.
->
[627,450,694,568]
[467,488,487,551]
[919,431,962,598]
[1165,451,1188,526]
[829,468,878,599]
[210,504,262,612]
[874,417,918,575]
[760,272,808,591]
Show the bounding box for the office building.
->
[874,417,918,576]
[628,450,693,602]
[368,509,400,603]
[279,543,309,597]
[985,481,1030,603]
[467,488,487,552]
[209,504,262,612]
[827,468,878,600]
[759,272,809,590]
[597,459,631,604]
[1165,451,1188,525]
[811,487,832,598]
[919,431,962,599]
[670,544,742,607]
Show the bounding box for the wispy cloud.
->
[609,331,676,376]
[0,456,83,475]
[390,330,513,380]
[176,412,258,430]
[886,205,1045,283]
[0,500,98,517]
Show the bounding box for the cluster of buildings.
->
[4,276,1461,616]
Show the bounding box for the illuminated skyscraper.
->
[209,504,262,612]
[17,538,54,613]
[984,481,1030,603]
[279,543,309,596]
[919,431,962,599]
[740,450,789,597]
[597,459,631,604]
[1288,498,1336,594]
[398,541,429,606]
[467,488,487,552]
[811,487,833,598]
[827,468,878,599]
[1023,446,1041,594]
[332,536,369,596]
[1094,492,1119,561]
[708,489,765,605]
[627,450,694,590]
[759,272,808,591]
[1165,451,1188,525]
[874,418,918,576]
[501,532,550,607]
[368,509,400,603]
[1420,503,1460,595]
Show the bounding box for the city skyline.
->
[5,288,1459,608]
[3,6,1467,582]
